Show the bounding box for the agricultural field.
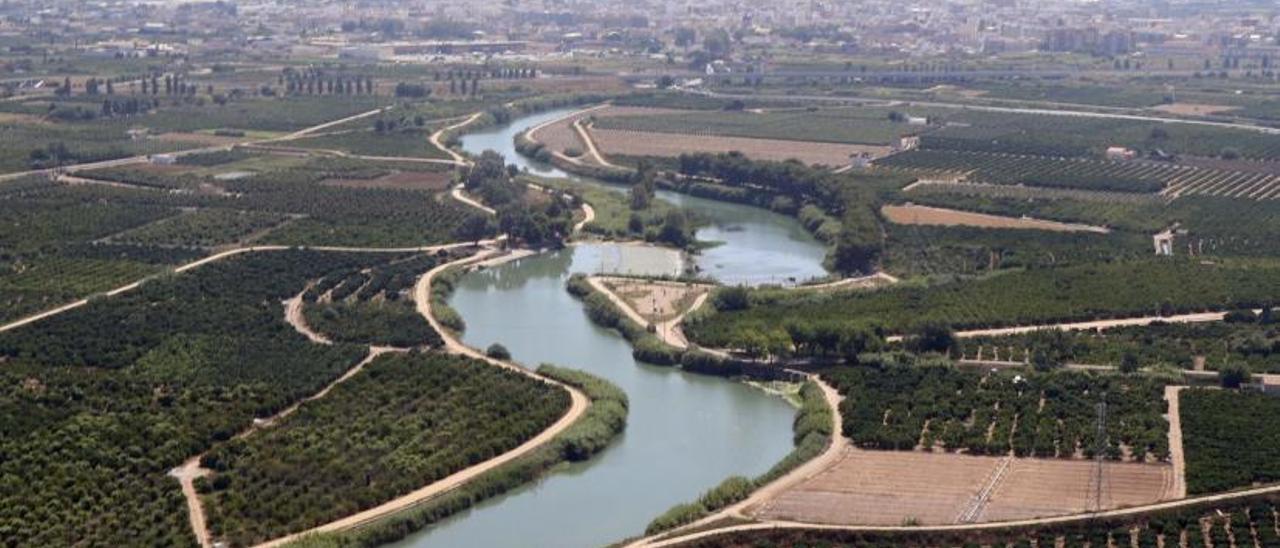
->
[966,313,1280,372]
[823,364,1170,460]
[300,252,458,347]
[881,204,1111,233]
[199,352,571,545]
[877,150,1176,193]
[277,128,451,160]
[882,223,1149,277]
[1180,389,1280,494]
[756,447,1173,526]
[686,258,1280,346]
[922,107,1280,161]
[591,107,914,146]
[0,250,410,546]
[109,208,290,248]
[700,497,1280,548]
[591,127,888,167]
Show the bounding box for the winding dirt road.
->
[429,112,482,164]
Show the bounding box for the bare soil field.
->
[600,278,710,324]
[589,128,891,167]
[755,449,1001,525]
[754,448,1173,526]
[1151,103,1240,116]
[881,204,1111,233]
[530,106,682,156]
[319,170,452,191]
[980,458,1175,522]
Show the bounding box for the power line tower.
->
[1089,401,1108,512]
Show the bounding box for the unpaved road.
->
[1165,386,1188,499]
[429,112,482,164]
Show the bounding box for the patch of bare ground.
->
[980,458,1174,522]
[754,448,1174,526]
[1151,103,1240,116]
[881,204,1111,233]
[600,278,710,324]
[319,170,452,191]
[589,128,891,167]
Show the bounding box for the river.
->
[390,108,828,548]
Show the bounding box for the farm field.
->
[591,107,913,145]
[590,127,890,167]
[199,352,572,545]
[1180,389,1280,495]
[318,169,453,191]
[824,365,1170,461]
[754,448,1172,526]
[686,258,1280,343]
[884,137,1280,199]
[881,204,1110,233]
[109,208,290,248]
[0,250,412,546]
[276,128,452,160]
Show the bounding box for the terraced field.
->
[878,149,1280,199]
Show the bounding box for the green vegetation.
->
[824,360,1169,459]
[0,250,408,546]
[969,310,1279,372]
[686,258,1280,348]
[535,171,693,245]
[1181,388,1280,494]
[883,224,1149,277]
[278,364,626,548]
[111,209,288,248]
[878,149,1167,193]
[280,128,450,159]
[299,252,456,347]
[464,150,575,248]
[199,352,572,545]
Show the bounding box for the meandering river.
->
[390,108,828,548]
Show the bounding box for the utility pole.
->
[1090,400,1108,512]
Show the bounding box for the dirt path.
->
[575,202,596,233]
[429,112,482,164]
[1165,386,1188,499]
[935,308,1263,341]
[585,276,713,350]
[253,250,592,547]
[450,183,497,215]
[574,119,621,169]
[798,271,900,291]
[174,347,402,548]
[283,289,332,345]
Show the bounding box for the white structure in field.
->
[1106,146,1137,160]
